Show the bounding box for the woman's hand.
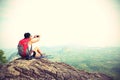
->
[34,35,40,38]
[31,35,40,43]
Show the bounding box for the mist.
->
[0,0,120,49]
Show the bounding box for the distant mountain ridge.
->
[3,46,120,61]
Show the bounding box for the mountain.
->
[2,46,120,79]
[0,58,113,80]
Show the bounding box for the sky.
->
[0,0,120,49]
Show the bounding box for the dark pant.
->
[32,51,36,57]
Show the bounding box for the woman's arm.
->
[31,35,40,43]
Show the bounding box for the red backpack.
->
[18,38,32,58]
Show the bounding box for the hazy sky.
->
[0,0,120,48]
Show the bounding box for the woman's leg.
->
[33,47,42,58]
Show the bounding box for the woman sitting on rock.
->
[18,32,43,60]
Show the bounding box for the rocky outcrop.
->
[0,58,113,80]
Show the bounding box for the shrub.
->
[0,50,7,64]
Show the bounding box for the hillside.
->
[0,58,113,80]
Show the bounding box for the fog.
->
[0,0,120,48]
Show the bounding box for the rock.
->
[0,58,113,80]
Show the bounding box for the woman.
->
[18,32,43,59]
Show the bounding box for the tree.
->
[0,50,7,64]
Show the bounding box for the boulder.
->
[0,58,113,80]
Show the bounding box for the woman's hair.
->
[24,32,31,38]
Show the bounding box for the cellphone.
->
[36,35,39,37]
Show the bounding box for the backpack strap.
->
[26,44,33,60]
[27,44,33,56]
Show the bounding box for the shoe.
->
[26,56,32,60]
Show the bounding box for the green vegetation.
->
[44,46,120,80]
[0,50,7,64]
